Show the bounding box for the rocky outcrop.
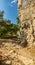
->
[17,0,35,46]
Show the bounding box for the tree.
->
[16,17,20,24]
[0,11,4,21]
[0,11,21,39]
[7,20,11,25]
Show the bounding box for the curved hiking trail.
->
[0,39,35,65]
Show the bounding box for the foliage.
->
[0,11,20,39]
[16,17,20,27]
[0,22,20,38]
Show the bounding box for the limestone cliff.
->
[17,0,35,46]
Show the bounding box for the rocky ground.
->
[0,39,35,65]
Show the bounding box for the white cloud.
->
[11,0,16,4]
[8,0,16,7]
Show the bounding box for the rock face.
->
[17,0,35,46]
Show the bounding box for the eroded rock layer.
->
[17,0,35,46]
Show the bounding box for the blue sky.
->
[0,0,18,24]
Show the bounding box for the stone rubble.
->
[0,42,35,65]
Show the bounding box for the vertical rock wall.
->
[17,0,35,46]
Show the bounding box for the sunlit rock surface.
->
[17,0,35,46]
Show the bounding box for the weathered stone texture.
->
[17,0,35,46]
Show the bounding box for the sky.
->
[0,0,18,24]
